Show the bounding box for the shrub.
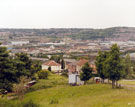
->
[37,70,50,79]
[22,100,39,107]
[0,100,39,107]
[48,66,51,71]
[49,98,59,104]
[61,71,68,77]
[13,76,30,101]
[0,100,19,107]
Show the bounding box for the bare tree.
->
[13,76,30,101]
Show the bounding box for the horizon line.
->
[0,26,134,29]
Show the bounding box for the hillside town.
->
[1,0,135,106]
[1,29,135,60]
[1,0,135,105]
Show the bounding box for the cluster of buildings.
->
[1,32,135,59]
[2,39,135,60]
[41,59,96,73]
[41,59,97,85]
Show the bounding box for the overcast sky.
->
[0,0,135,28]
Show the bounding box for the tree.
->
[50,55,63,63]
[37,70,49,79]
[105,44,124,88]
[95,51,109,83]
[30,60,41,79]
[14,53,41,78]
[124,53,132,78]
[131,60,135,77]
[37,53,48,58]
[61,59,65,70]
[48,66,51,71]
[13,76,30,101]
[14,53,32,77]
[0,47,17,92]
[80,62,93,84]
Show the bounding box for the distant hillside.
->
[0,27,135,41]
[68,27,135,41]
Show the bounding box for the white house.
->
[42,60,61,73]
[68,73,84,85]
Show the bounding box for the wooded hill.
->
[1,27,135,41]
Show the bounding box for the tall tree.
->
[80,62,93,84]
[61,59,65,70]
[0,47,17,91]
[105,44,124,88]
[95,51,109,83]
[124,53,132,78]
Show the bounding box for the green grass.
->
[27,74,68,92]
[21,84,135,107]
[2,75,135,107]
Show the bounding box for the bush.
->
[49,98,59,104]
[61,71,68,77]
[0,98,39,107]
[37,70,50,79]
[0,100,19,107]
[48,66,51,71]
[22,100,39,107]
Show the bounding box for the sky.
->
[0,0,135,28]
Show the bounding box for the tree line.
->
[96,44,125,88]
[96,44,135,88]
[80,44,135,88]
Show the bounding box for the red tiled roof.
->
[77,59,88,66]
[43,60,61,66]
[68,64,76,73]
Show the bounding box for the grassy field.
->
[2,74,135,107]
[27,74,68,92]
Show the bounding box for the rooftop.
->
[42,60,61,66]
[77,59,88,66]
